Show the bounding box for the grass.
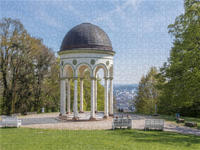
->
[0,128,200,150]
[157,115,200,129]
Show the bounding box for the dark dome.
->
[60,23,113,51]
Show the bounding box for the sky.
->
[0,0,184,85]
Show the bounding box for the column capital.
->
[109,77,113,80]
[80,77,84,81]
[60,77,73,80]
[104,77,109,80]
[73,77,78,80]
[90,77,96,80]
[67,77,72,81]
[60,77,67,80]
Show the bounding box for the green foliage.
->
[1,128,200,150]
[0,18,59,114]
[158,0,200,117]
[135,67,160,114]
[68,70,105,111]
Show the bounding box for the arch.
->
[63,63,74,78]
[76,63,93,77]
[93,63,109,78]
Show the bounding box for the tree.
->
[41,58,60,112]
[0,18,30,114]
[135,67,160,114]
[0,18,57,114]
[158,0,200,117]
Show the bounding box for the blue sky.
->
[0,0,184,84]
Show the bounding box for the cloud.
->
[36,9,63,28]
[92,0,143,31]
[26,1,64,29]
[54,2,88,21]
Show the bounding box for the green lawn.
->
[157,115,200,129]
[0,128,200,150]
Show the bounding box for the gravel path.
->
[1,113,199,136]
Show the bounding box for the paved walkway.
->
[1,113,199,136]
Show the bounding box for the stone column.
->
[90,77,96,120]
[104,77,109,118]
[109,77,114,116]
[94,78,98,113]
[73,77,79,120]
[60,78,66,115]
[80,78,84,113]
[67,78,71,114]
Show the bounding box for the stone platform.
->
[58,112,110,121]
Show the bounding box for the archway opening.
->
[95,68,105,112]
[94,64,109,117]
[77,64,92,112]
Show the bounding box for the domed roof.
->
[60,23,113,51]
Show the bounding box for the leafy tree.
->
[158,0,200,117]
[135,67,159,114]
[0,18,57,114]
[41,58,60,112]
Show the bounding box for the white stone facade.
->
[59,49,114,120]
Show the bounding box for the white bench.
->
[112,118,132,129]
[144,119,164,131]
[2,117,22,128]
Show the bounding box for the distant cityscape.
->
[113,84,138,112]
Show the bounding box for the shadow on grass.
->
[107,129,200,147]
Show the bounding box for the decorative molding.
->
[58,49,115,56]
[72,59,77,65]
[60,57,113,60]
[90,59,95,65]
[106,61,109,66]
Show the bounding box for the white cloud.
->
[92,0,143,31]
[54,2,88,21]
[36,9,63,28]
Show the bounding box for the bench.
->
[112,118,132,129]
[144,119,164,131]
[2,116,22,128]
[185,121,197,127]
[176,118,185,123]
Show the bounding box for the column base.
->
[72,117,79,121]
[66,112,71,114]
[109,114,114,117]
[59,113,67,116]
[58,115,68,120]
[89,117,97,121]
[95,111,98,113]
[79,111,84,113]
[103,115,109,119]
